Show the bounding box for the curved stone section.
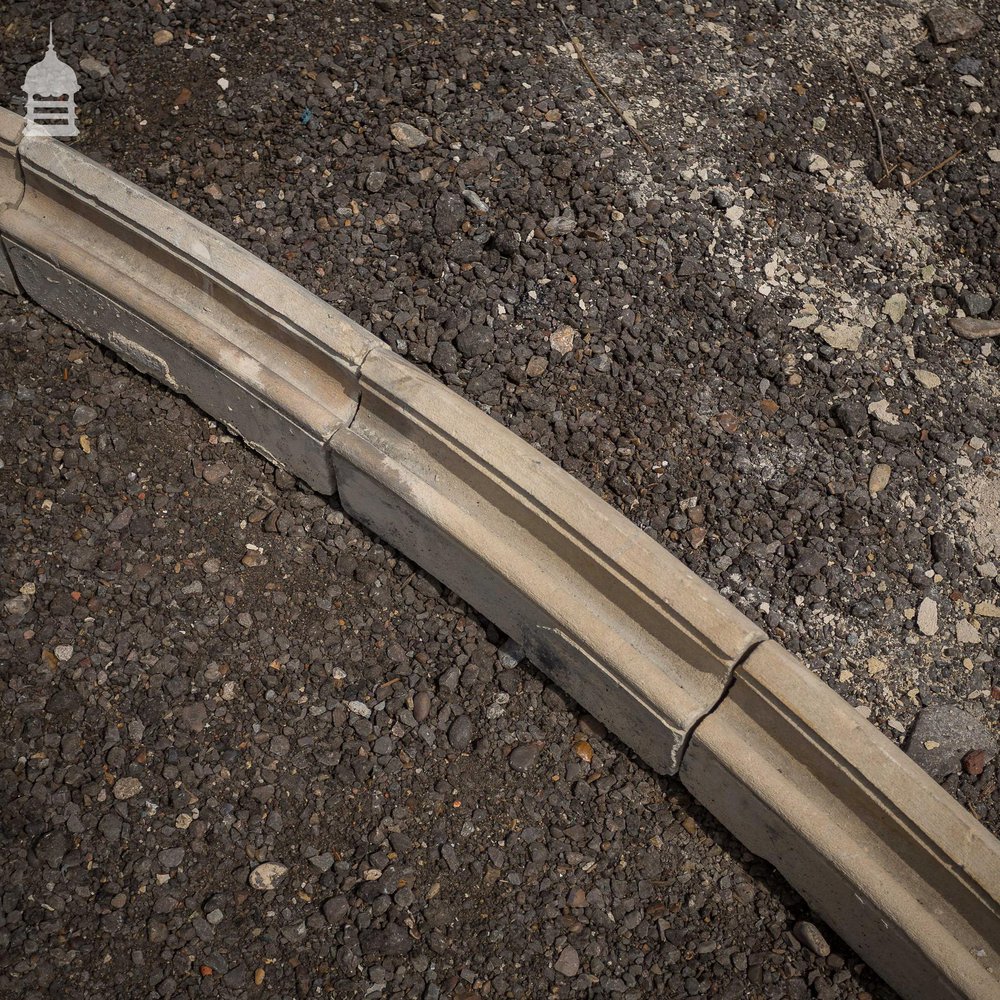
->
[680,640,1000,1000]
[330,349,765,774]
[0,129,383,493]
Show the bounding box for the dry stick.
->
[842,45,890,182]
[904,149,962,188]
[562,22,654,158]
[876,161,899,186]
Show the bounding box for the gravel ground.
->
[0,295,894,999]
[4,0,997,826]
[1,0,999,994]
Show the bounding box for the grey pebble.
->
[960,291,993,317]
[508,744,539,772]
[544,214,576,237]
[202,463,231,485]
[461,189,489,213]
[435,190,466,236]
[322,896,350,924]
[554,944,580,976]
[927,5,984,44]
[73,404,98,426]
[79,55,111,79]
[178,701,208,732]
[108,507,133,531]
[158,847,184,869]
[390,122,429,149]
[35,830,70,867]
[833,401,867,436]
[448,714,473,750]
[359,922,412,957]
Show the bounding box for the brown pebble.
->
[962,748,986,776]
[793,920,831,957]
[681,816,698,836]
[202,462,231,484]
[254,968,265,986]
[525,355,547,378]
[951,317,1000,340]
[717,410,740,433]
[412,690,431,723]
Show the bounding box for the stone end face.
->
[681,640,1000,1000]
[0,110,25,211]
[0,108,25,152]
[0,110,26,293]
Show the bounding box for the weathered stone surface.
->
[917,596,939,636]
[112,777,143,800]
[249,862,288,890]
[390,122,429,149]
[868,463,891,494]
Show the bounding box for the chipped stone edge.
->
[0,115,997,1000]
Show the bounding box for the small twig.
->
[842,44,890,182]
[559,14,654,158]
[904,149,962,188]
[875,161,900,186]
